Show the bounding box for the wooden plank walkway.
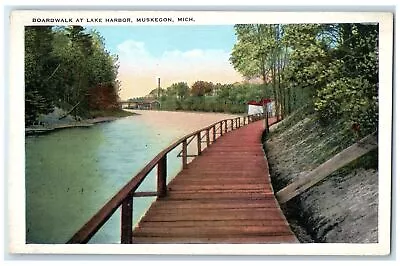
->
[132,119,298,244]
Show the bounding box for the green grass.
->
[268,105,378,172]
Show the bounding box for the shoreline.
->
[125,108,247,117]
[25,114,137,136]
[25,109,246,136]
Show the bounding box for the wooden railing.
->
[67,112,266,244]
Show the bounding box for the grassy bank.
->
[265,108,378,243]
[26,108,136,136]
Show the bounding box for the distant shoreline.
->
[127,108,247,117]
[25,109,245,136]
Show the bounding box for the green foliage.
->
[231,23,378,138]
[231,24,292,118]
[314,24,378,136]
[191,81,214,96]
[25,26,120,125]
[166,82,190,100]
[159,82,264,114]
[148,87,166,99]
[270,104,316,136]
[25,26,59,122]
[230,24,281,83]
[162,95,181,111]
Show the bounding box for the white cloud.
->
[117,40,148,58]
[117,39,231,69]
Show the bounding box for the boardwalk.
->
[132,119,298,243]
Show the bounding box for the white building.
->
[247,99,275,116]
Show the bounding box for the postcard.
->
[7,10,393,255]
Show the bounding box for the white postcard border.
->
[8,10,394,255]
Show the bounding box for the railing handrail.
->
[176,119,227,157]
[67,112,266,244]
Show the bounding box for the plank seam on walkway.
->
[132,119,298,244]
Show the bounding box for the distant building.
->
[247,98,275,116]
[120,99,160,110]
[138,100,160,110]
[121,102,138,109]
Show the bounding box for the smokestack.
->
[157,77,161,99]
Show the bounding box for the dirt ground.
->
[264,118,378,243]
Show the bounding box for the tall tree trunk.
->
[278,51,284,119]
[275,24,282,120]
[281,45,290,114]
[272,60,278,118]
[261,61,268,98]
[287,86,292,114]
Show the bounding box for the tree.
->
[231,24,291,118]
[165,82,190,100]
[148,87,166,98]
[191,81,214,97]
[25,26,121,125]
[314,23,378,135]
[230,23,378,137]
[25,26,60,124]
[175,82,190,100]
[88,82,120,111]
[230,24,272,85]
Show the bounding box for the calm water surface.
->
[25,111,237,243]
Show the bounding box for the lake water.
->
[25,110,238,244]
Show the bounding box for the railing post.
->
[206,128,210,146]
[182,139,188,169]
[157,155,167,198]
[225,119,228,133]
[231,119,234,131]
[212,124,216,142]
[220,121,223,136]
[121,196,133,244]
[197,132,202,155]
[264,105,269,133]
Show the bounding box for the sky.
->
[90,25,243,100]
